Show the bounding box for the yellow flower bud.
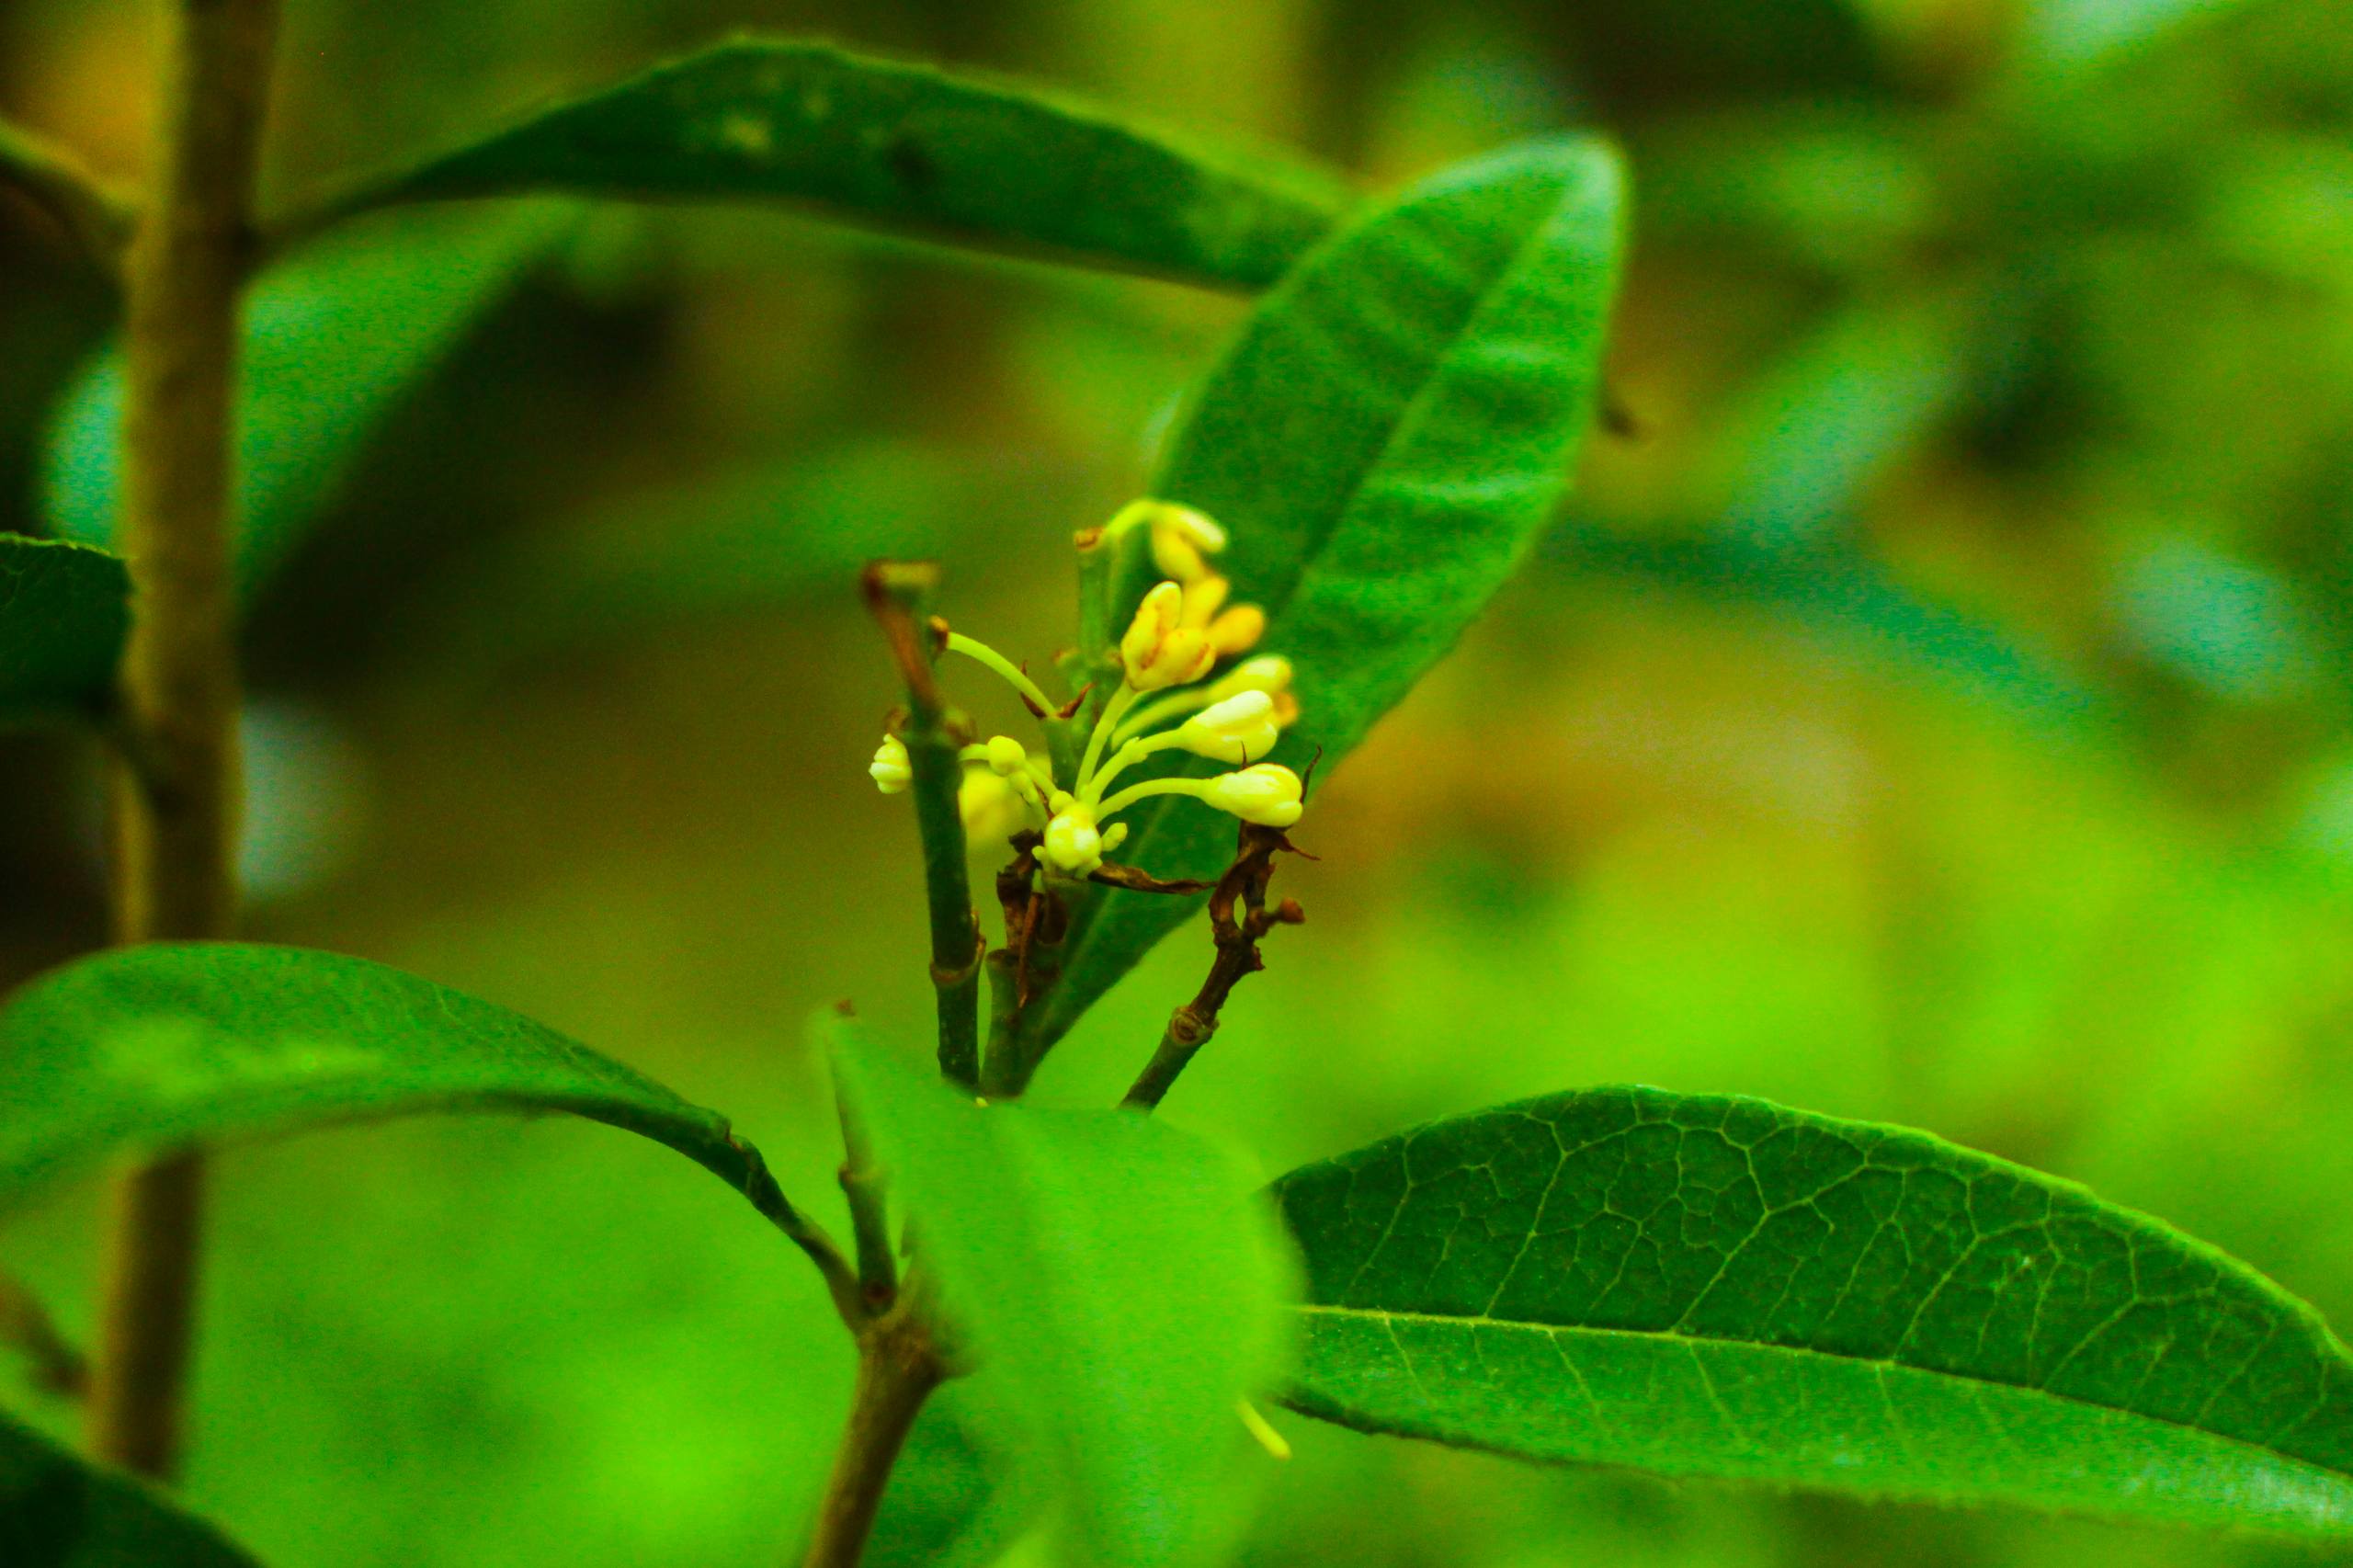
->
[1207,604,1266,657]
[983,735,1028,777]
[1177,690,1281,764]
[1174,576,1264,659]
[1179,575,1230,627]
[870,735,912,794]
[1120,582,1216,692]
[1042,807,1105,874]
[1146,503,1227,583]
[1202,763,1304,827]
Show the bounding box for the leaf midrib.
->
[1187,150,1586,666]
[1291,1301,2345,1482]
[1035,155,1596,1046]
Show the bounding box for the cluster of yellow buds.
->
[866,500,1304,877]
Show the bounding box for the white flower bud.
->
[1176,690,1281,764]
[984,735,1028,777]
[869,735,912,794]
[959,769,1026,846]
[1201,763,1304,827]
[1209,655,1293,702]
[1042,808,1105,874]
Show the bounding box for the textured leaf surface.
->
[44,205,563,597]
[0,535,127,729]
[831,1028,1293,1565]
[0,1410,261,1565]
[304,40,1348,292]
[1270,1085,2353,1535]
[1028,138,1624,1053]
[0,943,783,1223]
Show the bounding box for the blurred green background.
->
[8,0,2353,1563]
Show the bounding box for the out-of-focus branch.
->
[0,116,135,278]
[0,1265,89,1400]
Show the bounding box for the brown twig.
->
[1120,822,1305,1112]
[89,0,281,1483]
[799,1299,946,1568]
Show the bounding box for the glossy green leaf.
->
[0,943,786,1226]
[296,40,1350,292]
[829,1027,1294,1566]
[1270,1085,2353,1536]
[0,1409,262,1565]
[0,534,127,729]
[1025,137,1625,1058]
[44,204,565,598]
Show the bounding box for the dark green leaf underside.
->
[308,40,1349,291]
[0,1410,262,1565]
[0,943,782,1226]
[1272,1085,2353,1536]
[0,535,127,729]
[1025,136,1626,1056]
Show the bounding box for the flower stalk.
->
[868,499,1306,1099]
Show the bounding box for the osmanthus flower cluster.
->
[868,500,1305,877]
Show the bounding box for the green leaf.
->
[1540,522,2105,725]
[1715,299,1964,551]
[293,40,1350,293]
[0,1408,262,1565]
[0,943,785,1226]
[414,441,977,678]
[1028,137,1625,1058]
[1269,1085,2353,1537]
[865,1377,1043,1568]
[0,534,127,729]
[2018,0,2257,74]
[829,1027,1294,1566]
[43,203,565,598]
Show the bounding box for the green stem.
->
[944,632,1055,714]
[835,1097,897,1310]
[980,948,1023,1097]
[88,0,280,1483]
[863,564,983,1090]
[1120,1006,1219,1111]
[1076,683,1138,792]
